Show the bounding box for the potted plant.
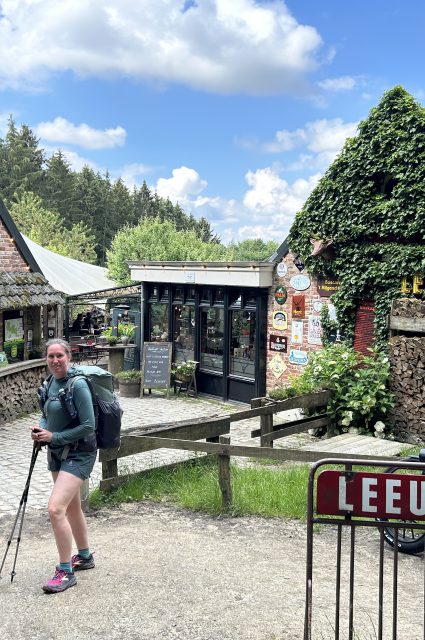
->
[118,322,136,345]
[171,360,197,383]
[115,369,142,397]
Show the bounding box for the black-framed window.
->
[173,304,196,362]
[200,307,224,373]
[150,303,169,341]
[213,287,225,305]
[229,310,256,379]
[147,285,159,302]
[200,287,211,305]
[173,286,184,303]
[185,287,196,302]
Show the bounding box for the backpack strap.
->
[66,374,99,429]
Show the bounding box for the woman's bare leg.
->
[48,471,83,563]
[66,489,89,551]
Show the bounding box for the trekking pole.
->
[0,442,41,582]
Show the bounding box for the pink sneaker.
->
[42,567,77,593]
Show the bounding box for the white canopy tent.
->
[22,235,116,295]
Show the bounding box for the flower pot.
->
[120,336,129,345]
[174,373,193,383]
[118,379,141,397]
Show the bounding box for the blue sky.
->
[0,0,424,245]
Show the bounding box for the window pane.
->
[200,308,224,373]
[173,305,195,362]
[229,310,256,379]
[173,286,184,302]
[150,303,169,341]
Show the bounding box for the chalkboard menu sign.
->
[141,342,173,396]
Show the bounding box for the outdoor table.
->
[95,344,136,375]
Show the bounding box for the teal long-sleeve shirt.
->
[39,371,95,447]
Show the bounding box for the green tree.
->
[228,238,279,261]
[43,150,79,223]
[1,116,45,203]
[9,191,96,263]
[107,218,230,284]
[288,86,425,345]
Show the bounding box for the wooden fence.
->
[98,391,401,507]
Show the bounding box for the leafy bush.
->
[115,369,142,381]
[118,322,136,338]
[269,343,394,437]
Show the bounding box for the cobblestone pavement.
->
[0,393,311,517]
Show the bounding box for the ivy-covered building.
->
[287,86,425,350]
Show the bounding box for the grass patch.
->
[90,456,311,520]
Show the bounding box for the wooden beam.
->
[259,416,331,443]
[118,435,402,464]
[251,413,331,438]
[390,316,425,333]
[99,416,231,462]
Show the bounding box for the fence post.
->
[260,412,273,447]
[218,436,232,510]
[102,458,118,482]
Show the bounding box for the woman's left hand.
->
[31,427,53,444]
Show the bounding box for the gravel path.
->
[0,502,423,640]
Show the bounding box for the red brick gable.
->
[0,218,28,272]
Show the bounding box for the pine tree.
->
[43,150,78,224]
[2,117,45,203]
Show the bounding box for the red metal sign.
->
[317,470,425,520]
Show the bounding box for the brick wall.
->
[266,252,333,393]
[0,218,28,272]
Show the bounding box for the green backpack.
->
[39,365,122,449]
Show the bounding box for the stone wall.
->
[266,252,334,393]
[388,298,425,443]
[0,218,28,272]
[0,360,46,423]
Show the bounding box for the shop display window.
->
[173,305,195,362]
[200,307,224,373]
[229,310,256,379]
[150,303,169,341]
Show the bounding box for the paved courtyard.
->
[0,392,312,517]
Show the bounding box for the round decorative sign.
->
[274,286,288,305]
[290,274,311,291]
[276,262,288,277]
[313,301,323,313]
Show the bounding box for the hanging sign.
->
[274,286,288,305]
[291,320,303,344]
[269,335,288,353]
[317,276,340,297]
[276,262,288,277]
[290,274,311,291]
[308,316,322,345]
[272,311,288,331]
[292,295,305,319]
[289,349,308,366]
[293,256,305,272]
[269,354,287,378]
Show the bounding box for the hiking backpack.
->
[38,365,122,449]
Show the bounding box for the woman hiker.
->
[31,338,96,593]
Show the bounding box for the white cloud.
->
[157,163,319,242]
[262,117,358,169]
[35,117,126,149]
[120,163,154,189]
[156,166,208,202]
[0,0,324,95]
[318,76,357,91]
[243,167,320,216]
[58,149,99,172]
